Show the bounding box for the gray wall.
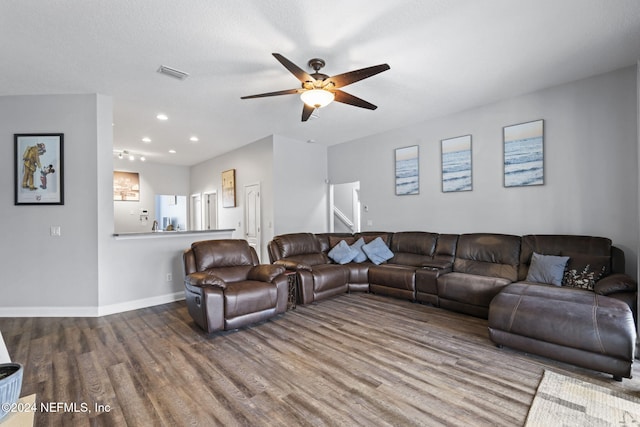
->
[190,136,275,261]
[1,65,636,315]
[329,66,639,276]
[1,94,102,311]
[273,135,329,235]
[189,134,330,260]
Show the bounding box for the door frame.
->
[244,182,262,259]
[203,191,218,230]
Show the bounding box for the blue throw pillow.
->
[350,238,368,263]
[362,237,394,265]
[328,240,358,264]
[526,252,570,286]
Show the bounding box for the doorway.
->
[203,191,218,230]
[330,181,361,233]
[190,193,202,230]
[244,183,261,258]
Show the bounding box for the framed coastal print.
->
[503,119,544,187]
[14,133,64,205]
[222,169,236,207]
[113,171,140,201]
[441,135,472,192]
[395,145,419,195]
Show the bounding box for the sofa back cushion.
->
[518,234,612,285]
[191,239,258,272]
[270,233,329,266]
[434,234,459,265]
[453,233,521,281]
[388,232,438,266]
[315,233,356,253]
[354,232,392,245]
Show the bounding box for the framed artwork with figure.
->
[14,133,64,205]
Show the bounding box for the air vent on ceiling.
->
[157,65,189,80]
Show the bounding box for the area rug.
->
[525,370,640,426]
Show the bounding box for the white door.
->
[244,183,261,258]
[204,192,218,230]
[190,193,202,230]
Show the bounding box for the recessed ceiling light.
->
[140,156,146,162]
[168,149,176,154]
[156,113,168,121]
[142,137,151,143]
[189,136,199,142]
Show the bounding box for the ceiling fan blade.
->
[302,104,315,122]
[241,88,301,99]
[326,64,390,89]
[333,90,378,110]
[272,53,315,83]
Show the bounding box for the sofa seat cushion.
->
[368,264,416,291]
[310,264,349,293]
[489,282,636,360]
[438,272,511,307]
[489,282,636,380]
[224,280,278,318]
[344,262,372,284]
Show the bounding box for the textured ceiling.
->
[1,0,640,166]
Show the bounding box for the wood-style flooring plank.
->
[1,293,640,426]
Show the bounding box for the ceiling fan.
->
[241,53,390,121]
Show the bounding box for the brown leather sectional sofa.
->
[267,231,637,380]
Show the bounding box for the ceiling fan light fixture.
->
[300,89,335,109]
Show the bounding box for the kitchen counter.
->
[113,229,235,240]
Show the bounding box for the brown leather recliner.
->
[183,239,288,333]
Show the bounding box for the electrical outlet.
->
[50,226,61,236]
[166,273,172,282]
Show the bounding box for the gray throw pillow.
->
[526,252,570,286]
[328,240,358,264]
[350,238,368,263]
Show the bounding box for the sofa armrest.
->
[594,273,637,296]
[248,264,286,282]
[185,271,227,289]
[274,260,312,271]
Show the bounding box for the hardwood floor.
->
[2,293,639,426]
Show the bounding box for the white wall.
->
[0,94,101,312]
[273,135,329,234]
[0,93,226,315]
[190,136,275,261]
[113,161,190,233]
[329,66,639,276]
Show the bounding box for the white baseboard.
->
[98,291,185,317]
[0,292,185,318]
